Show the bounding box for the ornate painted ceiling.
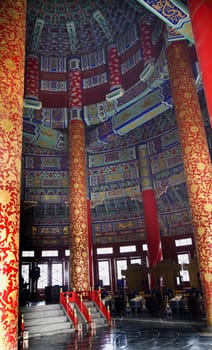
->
[21,1,212,249]
[24,0,200,151]
[26,0,192,57]
[26,0,142,55]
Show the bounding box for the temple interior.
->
[0,1,212,349]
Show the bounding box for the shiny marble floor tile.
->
[23,319,212,350]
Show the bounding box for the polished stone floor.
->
[22,317,212,350]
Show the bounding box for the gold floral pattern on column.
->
[0,1,26,349]
[166,41,212,328]
[69,119,90,290]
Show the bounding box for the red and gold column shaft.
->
[138,145,163,268]
[69,120,90,290]
[107,45,122,91]
[87,199,94,287]
[0,1,26,349]
[166,41,212,329]
[68,58,90,290]
[188,0,212,127]
[24,54,39,100]
[68,59,83,109]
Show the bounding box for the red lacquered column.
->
[68,58,90,290]
[139,18,155,65]
[68,58,83,115]
[0,1,26,349]
[68,119,90,291]
[87,199,94,288]
[188,0,212,127]
[107,45,122,91]
[138,145,163,271]
[24,54,39,100]
[166,40,212,330]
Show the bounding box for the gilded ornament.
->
[5,250,17,263]
[184,92,192,99]
[196,226,205,236]
[0,227,8,242]
[190,126,198,133]
[179,61,186,69]
[83,282,89,289]
[0,119,14,132]
[179,110,186,118]
[8,8,20,20]
[75,266,81,273]
[74,237,80,243]
[184,146,192,154]
[204,203,212,213]
[0,190,11,205]
[196,162,206,171]
[82,251,87,258]
[0,273,8,293]
[204,272,212,283]
[3,58,16,71]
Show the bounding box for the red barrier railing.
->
[90,289,111,325]
[60,290,91,325]
[74,291,92,324]
[59,291,78,329]
[60,289,111,327]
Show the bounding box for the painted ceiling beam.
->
[136,0,194,43]
[32,18,45,51]
[66,21,77,54]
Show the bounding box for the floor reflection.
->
[27,319,212,350]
